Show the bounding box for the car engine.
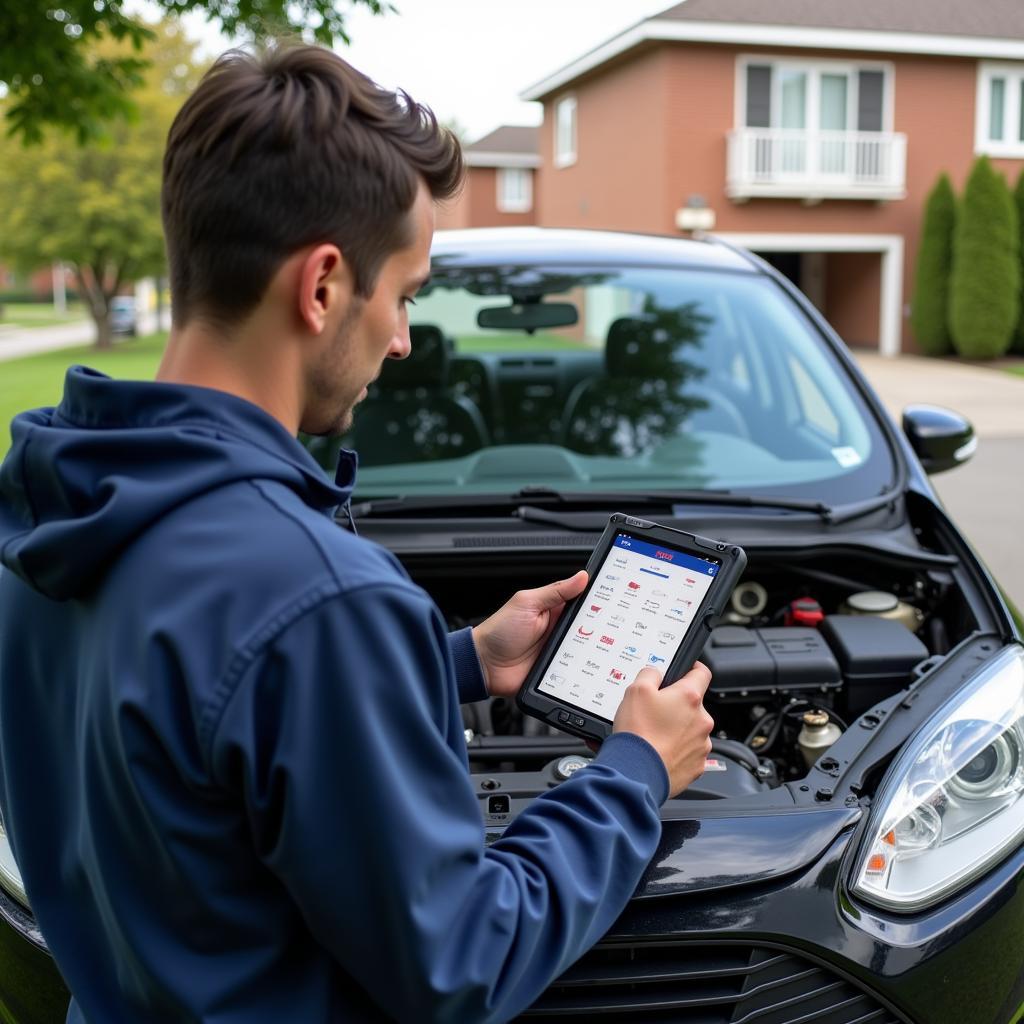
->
[418,545,968,817]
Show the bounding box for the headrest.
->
[377,323,449,390]
[605,317,667,376]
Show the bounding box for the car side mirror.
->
[902,404,977,475]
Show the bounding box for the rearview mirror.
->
[476,302,578,332]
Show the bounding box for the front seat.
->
[348,324,490,465]
[561,315,749,456]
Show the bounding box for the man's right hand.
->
[612,662,714,797]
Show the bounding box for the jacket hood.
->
[0,366,355,600]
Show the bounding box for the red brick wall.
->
[537,42,1024,353]
[538,46,671,231]
[436,167,536,230]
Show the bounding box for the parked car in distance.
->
[2,227,1022,1024]
[108,296,137,337]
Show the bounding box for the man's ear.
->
[296,244,350,335]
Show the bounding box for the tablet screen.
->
[537,532,721,722]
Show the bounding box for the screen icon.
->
[599,635,615,646]
[577,626,593,637]
[627,581,641,590]
[648,654,666,665]
[590,604,602,613]
[609,669,624,681]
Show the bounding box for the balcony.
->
[726,128,907,202]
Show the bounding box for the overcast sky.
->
[178,0,672,141]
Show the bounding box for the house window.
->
[555,95,577,168]
[496,168,532,213]
[976,62,1024,157]
[740,59,891,136]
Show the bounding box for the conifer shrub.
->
[910,173,956,355]
[1012,169,1024,355]
[949,156,1020,359]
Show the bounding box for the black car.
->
[2,227,1023,1023]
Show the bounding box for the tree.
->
[910,174,956,356]
[0,0,392,144]
[1013,168,1024,355]
[0,23,203,349]
[949,156,1020,360]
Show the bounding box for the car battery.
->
[702,626,842,703]
[819,615,929,716]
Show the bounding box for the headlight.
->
[852,645,1024,912]
[0,814,28,908]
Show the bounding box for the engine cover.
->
[702,626,842,703]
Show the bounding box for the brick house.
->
[437,125,539,230]
[514,0,1024,355]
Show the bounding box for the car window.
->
[345,265,894,506]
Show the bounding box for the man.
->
[0,46,714,1022]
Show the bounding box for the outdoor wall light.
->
[675,194,716,232]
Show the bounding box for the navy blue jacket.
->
[0,366,668,1023]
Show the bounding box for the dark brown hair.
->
[161,45,463,326]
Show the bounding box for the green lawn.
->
[1004,364,1024,378]
[1,333,167,458]
[0,329,587,459]
[454,333,593,353]
[0,302,87,330]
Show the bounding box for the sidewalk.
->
[0,314,166,363]
[0,319,95,362]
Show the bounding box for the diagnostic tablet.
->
[516,514,746,744]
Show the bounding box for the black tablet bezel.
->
[515,513,747,744]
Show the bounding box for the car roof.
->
[431,227,758,273]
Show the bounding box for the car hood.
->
[636,804,860,899]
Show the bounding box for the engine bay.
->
[406,538,979,818]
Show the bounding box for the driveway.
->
[855,352,1024,611]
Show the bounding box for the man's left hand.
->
[472,571,588,699]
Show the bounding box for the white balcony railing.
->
[726,129,907,201]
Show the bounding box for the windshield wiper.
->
[348,485,900,526]
[513,486,906,525]
[348,486,824,518]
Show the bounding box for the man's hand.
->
[472,571,588,698]
[613,662,714,797]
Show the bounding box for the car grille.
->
[518,941,904,1023]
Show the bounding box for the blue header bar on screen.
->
[613,534,719,576]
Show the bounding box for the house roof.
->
[463,125,540,169]
[522,0,1024,101]
[656,0,1024,39]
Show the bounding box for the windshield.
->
[339,263,894,506]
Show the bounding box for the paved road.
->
[0,319,95,361]
[855,353,1024,611]
[0,313,166,363]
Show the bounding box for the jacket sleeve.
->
[210,581,667,1024]
[448,626,489,704]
